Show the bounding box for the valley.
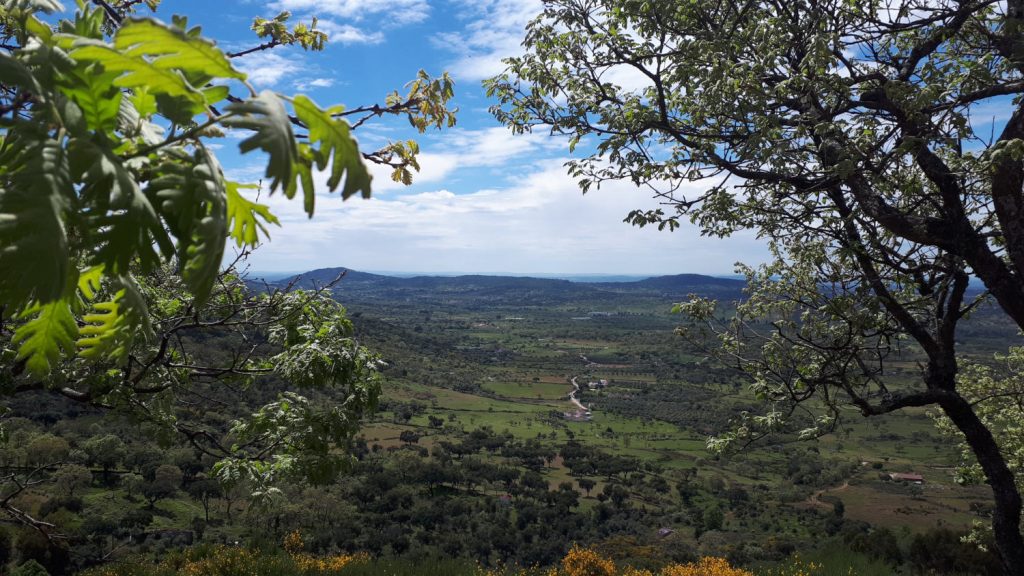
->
[6,268,1014,575]
[289,269,1007,563]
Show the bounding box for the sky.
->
[153,0,770,276]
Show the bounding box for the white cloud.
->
[603,64,653,94]
[435,0,543,81]
[235,51,338,92]
[435,1,662,92]
[363,126,565,192]
[314,21,385,45]
[294,77,337,91]
[236,51,298,88]
[241,160,770,275]
[270,0,430,26]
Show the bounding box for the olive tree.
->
[487,0,1024,572]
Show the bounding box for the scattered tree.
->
[577,477,595,497]
[702,505,724,533]
[122,472,144,500]
[25,435,69,467]
[142,464,182,508]
[51,464,91,498]
[488,1,1024,571]
[186,475,221,523]
[82,435,125,484]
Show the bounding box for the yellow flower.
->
[560,545,617,576]
[284,530,305,555]
[660,557,753,576]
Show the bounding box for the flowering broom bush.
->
[81,540,807,576]
[532,545,753,576]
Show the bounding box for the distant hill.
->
[610,274,747,297]
[284,267,393,285]
[257,267,745,307]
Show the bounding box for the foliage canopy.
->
[0,0,455,376]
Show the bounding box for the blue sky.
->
[155,0,770,275]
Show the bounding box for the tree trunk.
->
[940,394,1024,575]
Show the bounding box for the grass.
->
[783,544,896,576]
[823,482,982,532]
[482,380,573,401]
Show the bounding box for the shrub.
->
[542,547,752,576]
[558,544,616,576]
[660,557,753,576]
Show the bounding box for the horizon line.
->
[246,268,746,281]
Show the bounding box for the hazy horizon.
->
[247,268,747,282]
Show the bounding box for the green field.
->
[350,296,997,541]
[481,380,573,401]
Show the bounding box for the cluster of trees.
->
[577,380,747,434]
[0,362,1006,575]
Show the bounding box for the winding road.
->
[806,481,850,508]
[568,376,586,411]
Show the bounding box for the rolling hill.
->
[256,267,747,307]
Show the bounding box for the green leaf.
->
[226,181,279,247]
[70,138,171,273]
[24,12,54,41]
[78,291,127,361]
[116,90,164,144]
[58,64,122,133]
[130,86,158,118]
[200,84,230,105]
[222,91,297,194]
[147,148,202,245]
[116,274,152,339]
[13,298,77,377]
[0,133,73,310]
[146,146,226,303]
[114,18,245,81]
[293,95,372,201]
[181,148,227,304]
[68,39,205,106]
[0,52,44,96]
[77,265,105,301]
[292,153,315,216]
[77,274,152,362]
